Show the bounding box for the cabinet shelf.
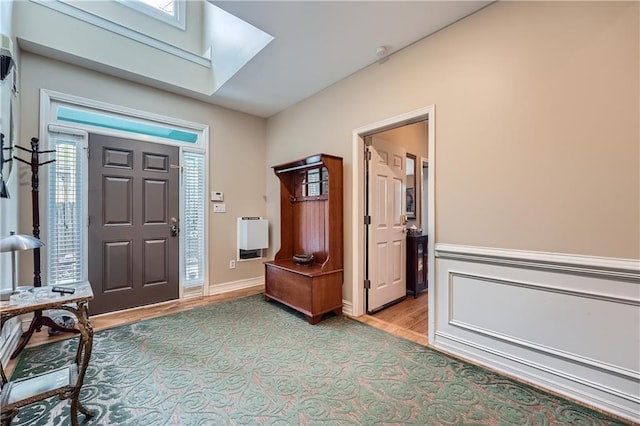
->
[1,364,77,408]
[290,195,328,203]
[266,259,344,278]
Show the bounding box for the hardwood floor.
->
[5,286,429,375]
[356,291,428,346]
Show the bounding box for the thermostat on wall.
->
[211,191,224,201]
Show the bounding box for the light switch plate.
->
[213,204,226,213]
[211,191,224,202]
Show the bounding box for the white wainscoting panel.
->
[435,244,640,423]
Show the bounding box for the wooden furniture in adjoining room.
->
[265,153,343,324]
[406,233,428,298]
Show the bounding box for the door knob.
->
[170,217,180,237]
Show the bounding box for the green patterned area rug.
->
[11,295,625,425]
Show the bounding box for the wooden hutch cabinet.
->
[264,153,343,324]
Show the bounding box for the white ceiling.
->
[207,1,491,117]
[19,1,491,118]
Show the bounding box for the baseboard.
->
[342,299,354,317]
[436,332,639,420]
[208,276,265,295]
[433,244,640,423]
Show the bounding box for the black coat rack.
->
[11,137,79,358]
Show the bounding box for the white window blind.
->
[182,151,205,286]
[47,132,86,285]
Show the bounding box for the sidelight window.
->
[47,131,87,285]
[182,150,205,286]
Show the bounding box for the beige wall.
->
[18,52,268,287]
[374,121,429,228]
[376,121,428,162]
[266,2,639,301]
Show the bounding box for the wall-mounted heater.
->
[237,217,269,260]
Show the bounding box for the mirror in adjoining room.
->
[406,153,416,220]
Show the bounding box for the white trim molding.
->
[342,299,354,317]
[351,105,436,345]
[208,277,265,296]
[436,244,640,281]
[433,244,640,423]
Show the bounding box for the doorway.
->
[365,121,429,334]
[88,134,180,315]
[351,105,435,344]
[41,90,209,317]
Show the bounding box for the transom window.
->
[119,0,185,29]
[140,0,175,17]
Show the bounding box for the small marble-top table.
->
[0,282,94,426]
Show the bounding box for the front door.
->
[88,134,180,315]
[367,136,407,313]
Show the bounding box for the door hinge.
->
[365,149,372,161]
[364,279,371,289]
[85,147,90,159]
[364,215,371,225]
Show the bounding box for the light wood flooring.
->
[5,286,428,375]
[358,291,428,346]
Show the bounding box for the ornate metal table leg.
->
[61,301,95,425]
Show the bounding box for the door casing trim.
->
[351,105,435,344]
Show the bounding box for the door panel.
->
[367,136,407,312]
[103,176,132,225]
[143,179,168,224]
[89,134,179,315]
[103,241,133,291]
[143,239,168,285]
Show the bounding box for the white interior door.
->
[367,136,407,312]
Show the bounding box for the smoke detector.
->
[375,46,388,58]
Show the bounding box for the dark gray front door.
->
[88,134,179,315]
